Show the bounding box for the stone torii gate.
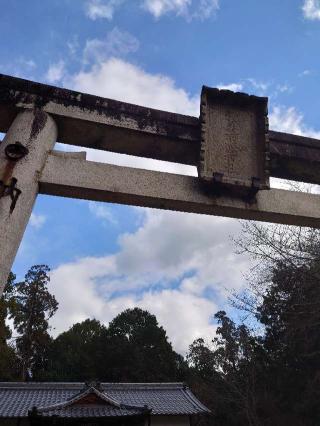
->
[1,73,320,296]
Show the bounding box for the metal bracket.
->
[211,172,224,197]
[0,177,22,213]
[0,142,27,213]
[210,173,260,204]
[243,177,261,205]
[5,142,29,161]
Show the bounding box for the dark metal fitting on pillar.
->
[0,177,22,213]
[243,177,261,205]
[211,172,224,197]
[5,142,29,161]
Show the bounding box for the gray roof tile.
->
[36,405,145,418]
[0,383,210,418]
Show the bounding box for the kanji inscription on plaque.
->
[199,86,270,196]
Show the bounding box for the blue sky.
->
[2,0,320,353]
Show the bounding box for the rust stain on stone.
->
[1,160,15,186]
[30,109,47,140]
[0,159,16,200]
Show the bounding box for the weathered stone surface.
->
[2,74,320,300]
[199,87,269,193]
[40,153,320,228]
[2,74,320,186]
[0,73,199,165]
[0,110,57,293]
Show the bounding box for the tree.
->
[187,313,266,426]
[45,319,106,381]
[255,260,320,424]
[231,222,320,424]
[0,272,18,380]
[105,308,186,382]
[45,308,187,383]
[187,221,320,425]
[12,265,58,380]
[187,338,234,426]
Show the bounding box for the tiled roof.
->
[27,384,149,419]
[31,405,146,418]
[0,382,210,418]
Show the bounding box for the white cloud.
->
[299,69,312,77]
[50,257,110,330]
[302,0,320,20]
[136,289,217,353]
[50,261,217,354]
[68,58,198,115]
[85,0,124,20]
[196,0,220,19]
[114,210,248,295]
[84,0,219,21]
[269,105,320,191]
[53,278,218,355]
[83,28,139,64]
[246,78,269,95]
[53,209,246,298]
[276,84,293,94]
[67,36,80,57]
[142,0,189,18]
[49,209,245,353]
[18,58,36,70]
[0,57,36,80]
[216,78,294,99]
[269,105,320,138]
[142,0,219,20]
[46,60,65,84]
[89,202,118,225]
[29,213,46,229]
[217,82,243,92]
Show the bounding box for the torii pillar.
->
[0,110,57,293]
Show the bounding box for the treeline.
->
[0,267,186,383]
[1,223,320,425]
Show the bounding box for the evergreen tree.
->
[45,319,106,381]
[0,273,18,380]
[105,308,186,382]
[187,223,320,425]
[187,313,266,426]
[12,265,58,380]
[45,308,187,383]
[256,261,320,423]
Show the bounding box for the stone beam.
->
[2,73,320,184]
[269,131,320,184]
[0,73,199,165]
[39,152,320,228]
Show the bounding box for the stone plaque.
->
[199,86,269,197]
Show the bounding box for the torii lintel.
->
[1,73,320,293]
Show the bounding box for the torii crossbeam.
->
[1,73,320,294]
